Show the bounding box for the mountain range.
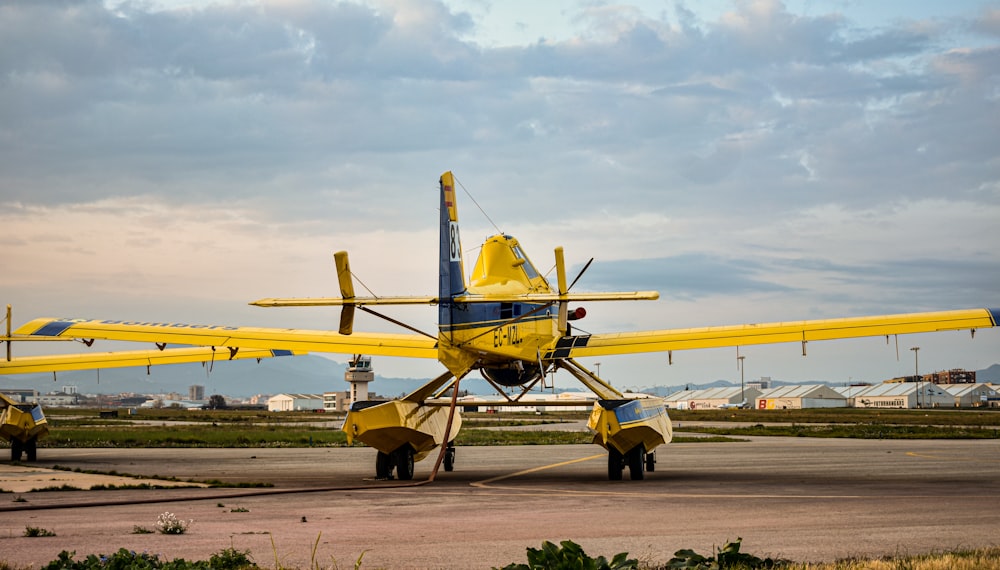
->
[2,355,998,399]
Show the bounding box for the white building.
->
[852,382,952,409]
[757,385,847,409]
[663,387,762,410]
[940,384,999,408]
[267,393,324,412]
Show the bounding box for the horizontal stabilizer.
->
[453,291,660,304]
[251,296,439,307]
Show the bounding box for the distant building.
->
[833,384,872,406]
[0,389,38,403]
[941,384,998,407]
[757,385,847,409]
[926,369,976,384]
[886,368,976,385]
[267,393,324,412]
[853,382,952,409]
[323,391,350,412]
[37,392,80,407]
[664,387,762,410]
[189,384,205,401]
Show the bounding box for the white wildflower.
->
[155,511,192,535]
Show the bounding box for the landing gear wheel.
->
[25,438,37,462]
[10,440,23,462]
[375,451,393,480]
[607,447,624,481]
[394,445,415,481]
[645,449,655,472]
[443,443,456,472]
[627,444,646,480]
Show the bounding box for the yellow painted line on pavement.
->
[906,451,1000,462]
[471,454,605,488]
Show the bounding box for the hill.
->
[0,355,497,398]
[2,355,997,399]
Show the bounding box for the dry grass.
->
[783,547,1000,570]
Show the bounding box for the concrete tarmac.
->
[1,438,999,569]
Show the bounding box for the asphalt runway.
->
[1,438,999,569]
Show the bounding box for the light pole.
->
[910,346,920,408]
[595,362,601,378]
[738,355,746,402]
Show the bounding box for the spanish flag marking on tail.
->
[441,171,458,222]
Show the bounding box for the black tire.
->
[395,446,415,481]
[25,438,37,462]
[443,445,455,472]
[10,439,24,461]
[645,450,656,472]
[375,451,392,479]
[607,448,623,481]
[628,445,645,481]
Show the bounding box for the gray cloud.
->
[0,0,996,382]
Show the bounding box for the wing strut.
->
[556,358,623,400]
[4,304,9,362]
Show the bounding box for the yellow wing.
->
[0,346,303,375]
[12,318,438,359]
[543,308,998,359]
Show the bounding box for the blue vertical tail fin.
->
[438,171,467,328]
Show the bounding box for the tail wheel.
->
[25,438,37,462]
[627,444,645,480]
[443,444,456,472]
[607,447,624,481]
[375,451,392,480]
[394,445,415,481]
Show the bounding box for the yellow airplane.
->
[3,172,998,480]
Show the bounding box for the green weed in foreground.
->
[664,538,782,569]
[6,541,1000,570]
[23,526,57,537]
[40,548,256,570]
[497,540,639,570]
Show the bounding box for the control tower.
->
[345,355,374,407]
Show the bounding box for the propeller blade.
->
[567,257,594,292]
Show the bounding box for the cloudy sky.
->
[2,0,998,390]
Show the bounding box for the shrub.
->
[24,526,56,537]
[39,548,258,569]
[666,538,781,569]
[497,540,638,570]
[155,512,192,535]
